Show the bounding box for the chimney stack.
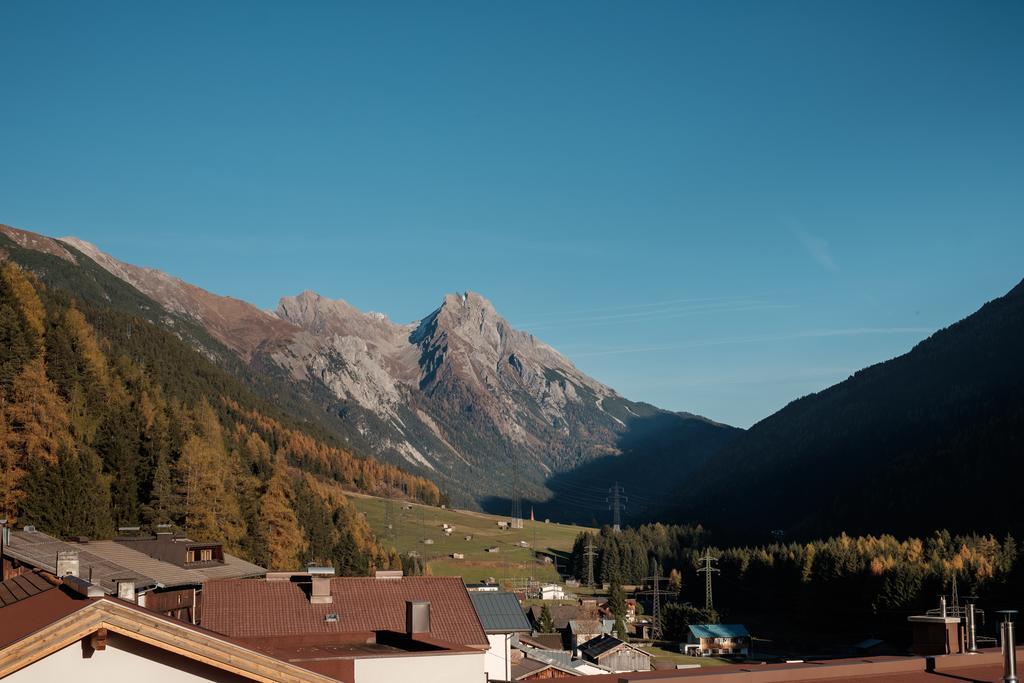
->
[406,600,430,636]
[117,579,136,602]
[999,610,1019,683]
[965,596,980,654]
[56,550,79,578]
[308,566,334,605]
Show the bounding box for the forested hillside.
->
[0,262,440,572]
[670,277,1024,542]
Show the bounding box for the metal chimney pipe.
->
[966,597,979,654]
[940,596,947,618]
[999,610,1019,683]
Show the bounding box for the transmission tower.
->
[510,446,523,529]
[639,560,666,639]
[585,539,597,588]
[606,482,627,532]
[697,551,719,613]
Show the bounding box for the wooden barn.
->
[578,634,651,672]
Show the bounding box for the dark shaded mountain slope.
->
[673,278,1024,542]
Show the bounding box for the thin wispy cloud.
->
[792,227,839,272]
[516,297,791,331]
[572,326,934,358]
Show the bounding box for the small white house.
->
[540,584,566,600]
[452,553,465,560]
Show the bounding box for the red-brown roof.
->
[0,570,57,608]
[574,649,1022,682]
[201,576,489,648]
[0,586,92,649]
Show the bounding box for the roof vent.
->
[325,613,339,623]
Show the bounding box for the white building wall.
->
[355,650,485,683]
[483,633,512,682]
[6,633,245,683]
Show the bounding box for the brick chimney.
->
[406,600,430,636]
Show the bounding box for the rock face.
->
[269,290,633,501]
[2,224,736,509]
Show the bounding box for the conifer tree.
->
[609,579,629,641]
[539,604,556,633]
[257,454,307,570]
[177,398,245,547]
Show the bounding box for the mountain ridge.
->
[669,275,1024,542]
[3,223,737,512]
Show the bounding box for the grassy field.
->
[348,492,594,585]
[639,645,733,669]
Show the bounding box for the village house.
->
[540,583,566,600]
[1,526,264,624]
[0,571,332,682]
[200,570,490,683]
[469,590,533,682]
[567,618,615,651]
[684,623,751,657]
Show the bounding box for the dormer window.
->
[185,546,218,564]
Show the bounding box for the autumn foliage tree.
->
[0,262,435,572]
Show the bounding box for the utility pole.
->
[510,446,523,529]
[697,551,719,613]
[585,539,597,589]
[606,482,627,532]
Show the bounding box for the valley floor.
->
[347,492,593,584]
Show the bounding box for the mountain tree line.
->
[0,263,439,572]
[570,524,1020,641]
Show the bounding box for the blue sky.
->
[1,1,1022,427]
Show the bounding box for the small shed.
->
[452,553,465,560]
[464,535,474,541]
[486,546,500,553]
[579,635,651,672]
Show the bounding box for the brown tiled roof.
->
[528,603,581,630]
[0,570,57,607]
[0,586,91,649]
[202,576,489,648]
